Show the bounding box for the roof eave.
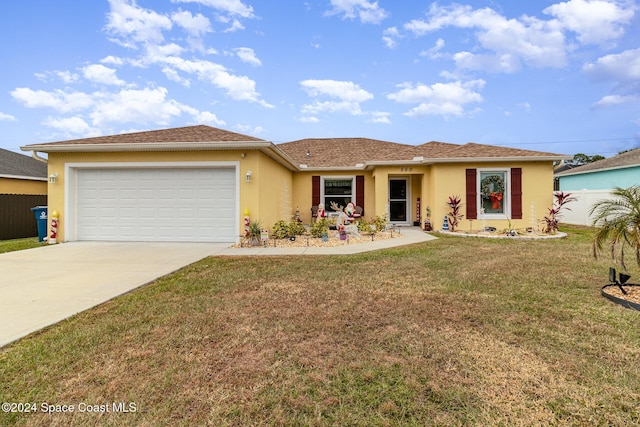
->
[0,174,47,181]
[429,155,570,163]
[20,141,272,152]
[21,141,300,172]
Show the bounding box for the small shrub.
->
[272,219,306,239]
[310,218,329,238]
[357,219,373,234]
[271,220,290,239]
[288,219,306,236]
[248,220,262,239]
[372,215,387,233]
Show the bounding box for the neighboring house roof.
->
[0,148,47,180]
[555,148,640,177]
[21,125,569,171]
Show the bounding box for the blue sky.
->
[1,0,639,157]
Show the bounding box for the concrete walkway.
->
[0,228,435,347]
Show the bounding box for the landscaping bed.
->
[236,229,401,248]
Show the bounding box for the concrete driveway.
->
[0,242,228,347]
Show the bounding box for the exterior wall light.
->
[49,173,58,183]
[245,170,252,182]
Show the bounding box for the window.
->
[478,170,510,217]
[322,177,354,211]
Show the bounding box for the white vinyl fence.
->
[557,189,616,226]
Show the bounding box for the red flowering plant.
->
[446,195,464,232]
[543,191,577,233]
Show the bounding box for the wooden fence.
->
[0,194,47,240]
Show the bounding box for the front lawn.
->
[0,237,46,254]
[1,225,638,426]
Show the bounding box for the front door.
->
[389,178,409,224]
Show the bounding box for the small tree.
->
[543,191,577,233]
[589,186,640,271]
[446,195,464,232]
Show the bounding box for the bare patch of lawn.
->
[1,225,639,426]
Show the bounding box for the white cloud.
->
[105,0,173,47]
[42,116,102,137]
[583,48,640,108]
[368,111,391,124]
[420,38,446,59]
[404,3,568,72]
[82,64,126,86]
[326,0,389,24]
[90,87,187,126]
[0,112,16,121]
[382,26,401,49]
[101,55,125,65]
[157,56,272,107]
[171,10,211,37]
[234,47,262,66]
[298,116,320,123]
[193,111,225,126]
[591,94,638,109]
[387,80,485,118]
[55,71,79,84]
[11,88,95,113]
[300,79,374,103]
[543,0,635,45]
[583,48,640,83]
[300,79,374,116]
[171,0,254,19]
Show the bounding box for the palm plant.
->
[589,186,640,271]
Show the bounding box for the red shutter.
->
[312,176,321,206]
[355,175,365,215]
[466,169,477,220]
[511,168,523,219]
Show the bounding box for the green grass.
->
[0,237,47,254]
[1,225,639,426]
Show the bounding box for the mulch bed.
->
[601,284,640,310]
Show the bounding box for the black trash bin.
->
[31,206,48,242]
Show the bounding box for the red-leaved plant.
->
[543,191,577,233]
[446,195,464,232]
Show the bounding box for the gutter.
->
[30,151,48,163]
[0,174,47,181]
[21,141,301,172]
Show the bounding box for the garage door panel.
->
[76,167,236,242]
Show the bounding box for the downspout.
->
[30,150,48,163]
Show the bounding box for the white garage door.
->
[76,168,236,242]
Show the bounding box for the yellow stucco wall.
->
[45,148,556,241]
[46,150,292,242]
[291,171,376,224]
[427,161,555,232]
[0,177,47,195]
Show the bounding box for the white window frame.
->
[477,168,511,219]
[321,176,356,211]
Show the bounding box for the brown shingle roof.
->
[420,142,563,159]
[278,138,418,168]
[26,125,265,146]
[555,148,640,176]
[278,138,566,168]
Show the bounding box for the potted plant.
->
[248,220,262,246]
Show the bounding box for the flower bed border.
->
[435,230,567,240]
[601,284,640,311]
